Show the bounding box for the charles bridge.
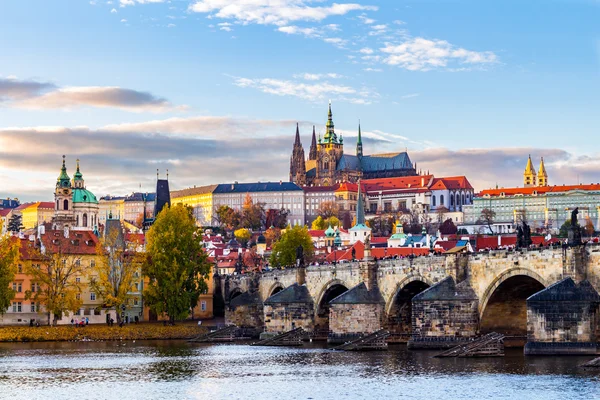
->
[216,244,600,355]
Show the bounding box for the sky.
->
[0,0,599,202]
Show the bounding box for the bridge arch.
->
[385,275,433,341]
[228,288,243,303]
[479,268,546,338]
[314,279,350,335]
[266,282,285,299]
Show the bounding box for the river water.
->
[0,340,598,400]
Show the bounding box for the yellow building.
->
[98,196,126,226]
[20,202,54,229]
[170,184,218,226]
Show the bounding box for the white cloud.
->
[277,25,320,37]
[324,24,340,31]
[120,18,127,22]
[110,8,117,13]
[231,75,377,104]
[400,93,419,99]
[188,0,377,27]
[368,23,387,36]
[358,14,375,24]
[363,67,382,72]
[167,23,176,28]
[293,73,344,80]
[218,22,232,31]
[380,37,498,71]
[120,0,164,6]
[323,37,347,47]
[359,47,374,54]
[393,19,405,25]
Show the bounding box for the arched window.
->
[440,195,444,205]
[76,215,79,226]
[462,194,465,204]
[450,195,454,206]
[456,193,460,205]
[432,196,436,207]
[63,199,69,211]
[83,213,88,227]
[56,200,59,210]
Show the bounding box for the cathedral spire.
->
[323,100,338,144]
[356,120,363,158]
[294,123,301,145]
[524,154,536,187]
[537,157,548,187]
[356,180,365,226]
[57,155,71,188]
[309,125,317,160]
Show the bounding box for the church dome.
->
[257,233,266,244]
[73,188,98,204]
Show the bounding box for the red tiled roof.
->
[370,236,389,244]
[125,233,145,245]
[37,202,55,209]
[430,176,473,190]
[479,183,600,197]
[0,209,11,217]
[434,240,458,250]
[304,184,339,193]
[308,230,326,237]
[40,230,99,255]
[324,241,432,262]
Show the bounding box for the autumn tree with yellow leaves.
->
[0,220,18,315]
[25,241,86,325]
[90,222,140,323]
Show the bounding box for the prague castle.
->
[290,102,417,186]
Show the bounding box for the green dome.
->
[325,224,335,237]
[72,188,98,204]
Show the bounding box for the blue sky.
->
[0,0,599,201]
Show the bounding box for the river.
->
[0,341,598,400]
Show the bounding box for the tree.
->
[143,205,212,323]
[25,242,86,325]
[241,193,266,230]
[311,216,325,230]
[270,225,314,267]
[7,214,23,233]
[478,208,496,234]
[342,212,352,230]
[584,217,595,237]
[234,228,251,245]
[135,212,145,228]
[214,205,241,230]
[0,220,18,315]
[435,206,450,224]
[264,226,281,244]
[317,201,339,219]
[89,224,140,323]
[559,219,571,238]
[266,208,289,229]
[439,218,458,235]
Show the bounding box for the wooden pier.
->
[333,330,390,351]
[251,328,305,347]
[434,332,505,357]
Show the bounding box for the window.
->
[12,283,16,291]
[63,199,69,211]
[432,196,436,207]
[17,302,21,312]
[17,283,22,293]
[134,298,139,306]
[90,292,96,301]
[76,293,81,300]
[30,303,36,312]
[135,282,139,291]
[76,277,81,283]
[201,301,207,311]
[90,260,96,268]
[440,195,444,205]
[17,264,22,273]
[12,302,16,313]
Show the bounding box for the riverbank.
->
[0,322,208,342]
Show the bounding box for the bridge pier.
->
[263,283,315,335]
[408,276,479,349]
[525,277,600,355]
[225,291,264,337]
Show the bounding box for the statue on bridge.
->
[517,220,533,249]
[568,207,583,246]
[296,245,305,267]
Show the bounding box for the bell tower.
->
[537,157,548,187]
[53,155,75,229]
[523,154,536,187]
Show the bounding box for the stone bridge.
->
[216,245,600,355]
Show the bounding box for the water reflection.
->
[0,341,598,400]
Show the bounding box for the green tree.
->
[325,216,340,228]
[7,214,23,233]
[0,220,18,315]
[270,225,314,267]
[143,205,212,323]
[559,219,572,238]
[90,224,140,323]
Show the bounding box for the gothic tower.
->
[315,101,344,185]
[356,121,363,159]
[289,123,306,185]
[537,157,548,187]
[309,125,317,160]
[524,154,536,187]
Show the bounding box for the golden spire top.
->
[524,154,536,174]
[538,157,547,176]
